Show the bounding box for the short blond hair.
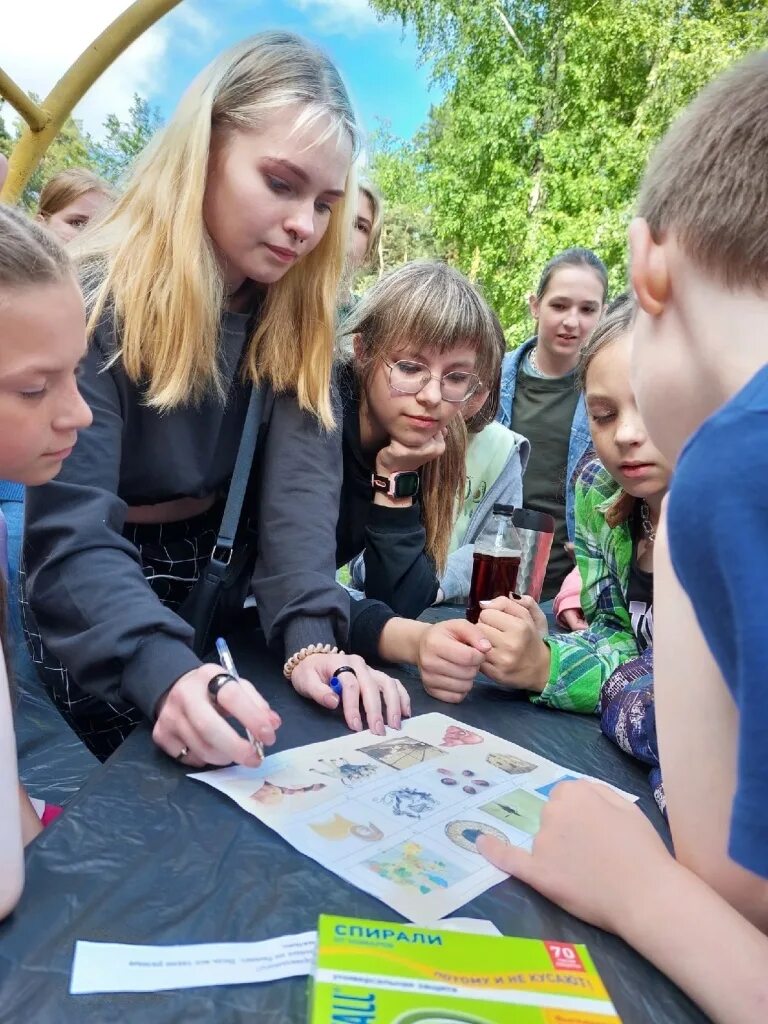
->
[638,50,768,290]
[38,168,114,219]
[358,180,383,270]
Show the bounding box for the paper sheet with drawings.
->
[190,713,637,924]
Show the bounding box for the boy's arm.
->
[655,507,768,930]
[623,866,768,1024]
[478,781,768,1024]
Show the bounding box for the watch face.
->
[393,472,420,498]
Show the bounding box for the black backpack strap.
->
[211,385,264,565]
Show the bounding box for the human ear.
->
[629,217,670,316]
[527,293,540,320]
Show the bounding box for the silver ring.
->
[176,746,189,762]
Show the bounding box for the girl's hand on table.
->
[418,618,490,703]
[290,652,411,734]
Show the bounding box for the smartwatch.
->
[371,471,420,499]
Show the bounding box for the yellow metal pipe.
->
[0,0,183,204]
[0,69,49,132]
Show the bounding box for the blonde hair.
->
[638,50,768,291]
[0,205,71,287]
[72,31,360,425]
[578,295,638,528]
[340,260,504,571]
[358,179,383,271]
[38,168,114,220]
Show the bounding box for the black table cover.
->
[0,618,709,1024]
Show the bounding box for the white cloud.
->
[285,0,383,36]
[0,1,213,140]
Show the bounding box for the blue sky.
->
[154,1,439,145]
[0,1,438,148]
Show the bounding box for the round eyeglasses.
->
[385,360,481,403]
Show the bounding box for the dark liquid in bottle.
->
[466,551,521,623]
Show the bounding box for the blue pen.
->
[215,637,265,760]
[328,675,344,698]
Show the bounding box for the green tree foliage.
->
[0,104,12,159]
[89,94,163,185]
[368,0,768,343]
[366,118,442,278]
[1,92,162,209]
[2,94,94,210]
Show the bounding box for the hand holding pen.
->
[152,643,281,769]
[213,638,265,760]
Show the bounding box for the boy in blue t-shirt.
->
[478,52,768,1022]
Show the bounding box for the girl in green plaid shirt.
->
[477,298,671,718]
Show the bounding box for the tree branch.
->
[495,4,526,57]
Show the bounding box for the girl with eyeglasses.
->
[316,261,505,700]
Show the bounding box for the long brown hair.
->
[340,260,503,571]
[577,293,638,528]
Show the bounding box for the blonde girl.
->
[347,180,383,276]
[23,32,408,765]
[338,179,383,320]
[37,167,114,243]
[0,196,93,916]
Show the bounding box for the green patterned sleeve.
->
[532,471,639,714]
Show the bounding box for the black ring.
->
[333,665,357,679]
[207,673,237,705]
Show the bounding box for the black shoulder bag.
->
[178,385,264,656]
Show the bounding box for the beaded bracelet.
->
[283,643,339,680]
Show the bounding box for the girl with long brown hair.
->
[335,260,502,619]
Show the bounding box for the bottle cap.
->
[512,507,556,534]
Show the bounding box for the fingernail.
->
[352,716,362,732]
[259,727,275,743]
[323,693,339,709]
[479,600,492,607]
[373,719,385,736]
[479,639,492,650]
[270,712,282,727]
[392,715,402,730]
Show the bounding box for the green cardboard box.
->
[308,915,621,1024]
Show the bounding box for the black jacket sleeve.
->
[251,389,350,660]
[347,597,396,663]
[23,337,201,721]
[361,500,439,619]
